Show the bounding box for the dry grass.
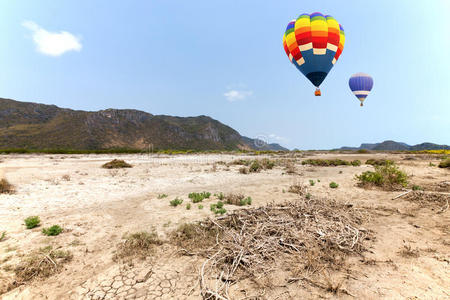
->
[13,246,72,286]
[101,159,132,169]
[114,231,162,262]
[403,191,449,213]
[398,244,420,258]
[224,193,245,206]
[288,183,307,196]
[174,197,372,298]
[0,178,14,194]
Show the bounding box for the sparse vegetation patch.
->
[365,159,393,166]
[188,191,211,203]
[302,159,361,167]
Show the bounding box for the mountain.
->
[339,140,450,151]
[0,98,287,151]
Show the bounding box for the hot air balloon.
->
[349,73,373,106]
[283,12,345,96]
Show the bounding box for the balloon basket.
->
[360,102,363,107]
[314,88,321,96]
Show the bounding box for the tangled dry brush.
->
[173,190,373,299]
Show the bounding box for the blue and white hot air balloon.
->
[349,73,373,106]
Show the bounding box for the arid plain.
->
[0,152,448,299]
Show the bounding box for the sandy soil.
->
[0,152,448,299]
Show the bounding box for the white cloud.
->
[22,21,82,56]
[224,89,253,102]
[269,134,289,143]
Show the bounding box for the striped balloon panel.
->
[349,73,373,101]
[283,12,345,87]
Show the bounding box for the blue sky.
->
[1,1,449,150]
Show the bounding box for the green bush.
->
[0,232,6,242]
[24,216,41,229]
[186,203,191,210]
[239,197,252,206]
[365,159,393,166]
[309,180,315,186]
[412,185,422,191]
[42,225,63,236]
[305,193,312,199]
[170,198,183,207]
[438,158,450,168]
[210,201,226,214]
[157,194,168,199]
[188,192,211,203]
[351,160,362,166]
[198,204,204,209]
[329,182,339,189]
[356,164,408,190]
[215,192,225,200]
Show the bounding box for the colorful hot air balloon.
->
[349,73,373,106]
[283,12,345,96]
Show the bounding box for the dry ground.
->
[0,152,448,299]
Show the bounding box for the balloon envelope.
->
[349,73,373,105]
[283,12,345,90]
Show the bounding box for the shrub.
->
[186,203,191,210]
[438,158,450,168]
[239,167,249,174]
[0,232,6,242]
[101,159,132,169]
[170,198,183,207]
[249,160,262,173]
[351,160,362,166]
[157,194,168,199]
[284,162,296,174]
[305,193,312,199]
[309,180,315,186]
[188,192,211,203]
[215,208,227,215]
[215,192,225,200]
[42,225,63,236]
[24,216,41,229]
[238,197,252,206]
[329,182,339,189]
[198,204,204,209]
[356,149,370,154]
[114,231,162,261]
[210,201,227,214]
[224,193,245,205]
[356,164,408,190]
[0,178,14,194]
[365,159,393,166]
[261,158,275,170]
